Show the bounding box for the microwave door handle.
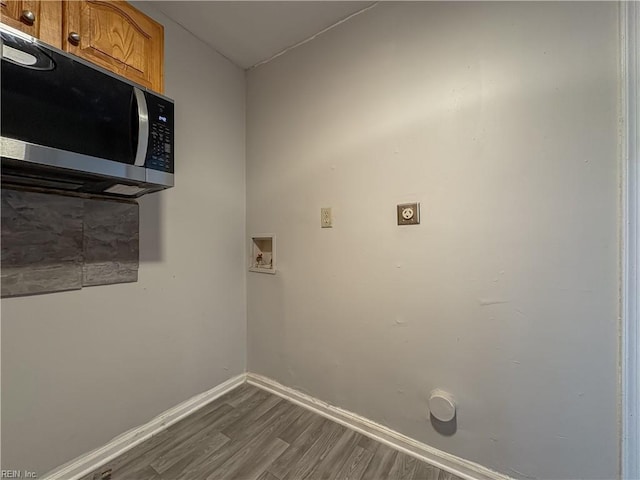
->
[1,33,55,70]
[133,87,149,167]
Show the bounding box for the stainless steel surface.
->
[133,87,149,167]
[0,24,175,196]
[146,169,174,187]
[68,32,80,44]
[20,10,35,24]
[0,23,32,42]
[1,137,147,183]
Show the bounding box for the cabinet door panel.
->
[1,0,40,36]
[64,0,163,93]
[1,0,61,47]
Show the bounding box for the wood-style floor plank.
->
[129,466,160,480]
[218,436,289,480]
[113,404,235,478]
[357,434,378,452]
[332,445,375,480]
[221,394,284,440]
[268,415,328,479]
[389,452,418,479]
[204,402,300,479]
[281,421,346,480]
[225,383,260,407]
[304,429,362,479]
[438,469,455,480]
[277,408,318,444]
[149,429,228,474]
[157,430,231,480]
[79,384,465,480]
[361,443,399,480]
[256,471,281,480]
[210,388,275,432]
[412,459,442,480]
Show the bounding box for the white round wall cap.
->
[428,389,456,422]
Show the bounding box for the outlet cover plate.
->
[397,203,420,225]
[321,207,332,228]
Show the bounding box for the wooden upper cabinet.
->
[1,0,62,47]
[0,1,164,93]
[63,1,164,93]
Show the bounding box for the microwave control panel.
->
[145,94,174,174]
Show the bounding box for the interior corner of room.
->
[1,1,637,480]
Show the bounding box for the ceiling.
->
[152,2,375,69]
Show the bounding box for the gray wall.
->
[246,3,620,479]
[1,3,246,475]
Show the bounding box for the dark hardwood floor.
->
[81,383,462,480]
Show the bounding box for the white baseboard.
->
[42,372,510,480]
[246,373,511,480]
[42,374,246,480]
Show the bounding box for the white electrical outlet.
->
[402,207,414,220]
[321,207,332,228]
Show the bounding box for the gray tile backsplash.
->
[83,198,139,287]
[1,188,139,297]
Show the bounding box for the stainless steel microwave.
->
[0,24,174,198]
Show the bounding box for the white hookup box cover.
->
[428,389,456,422]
